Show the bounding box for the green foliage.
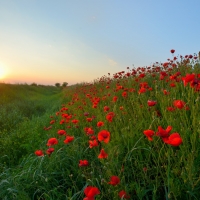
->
[55,83,61,87]
[0,84,64,169]
[62,82,68,87]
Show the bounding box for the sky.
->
[0,0,200,86]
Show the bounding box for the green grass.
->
[0,84,65,169]
[1,56,200,199]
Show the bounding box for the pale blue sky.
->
[0,0,200,85]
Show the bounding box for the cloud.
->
[108,59,117,66]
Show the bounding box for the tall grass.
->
[1,52,200,199]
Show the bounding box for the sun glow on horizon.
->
[0,63,8,80]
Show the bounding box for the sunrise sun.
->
[0,63,7,79]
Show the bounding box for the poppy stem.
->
[167,151,170,199]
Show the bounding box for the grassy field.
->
[0,84,64,168]
[1,52,200,200]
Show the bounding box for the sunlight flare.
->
[0,63,7,79]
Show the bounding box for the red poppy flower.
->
[170,83,176,87]
[104,106,110,112]
[85,127,94,135]
[57,130,66,136]
[97,121,104,127]
[46,147,54,155]
[71,119,79,124]
[84,186,100,200]
[86,118,93,122]
[98,130,110,143]
[59,119,65,124]
[138,87,146,94]
[79,160,89,167]
[47,138,58,146]
[98,149,108,159]
[163,89,170,95]
[35,150,44,156]
[122,91,128,97]
[143,129,154,141]
[182,73,195,86]
[64,136,74,144]
[118,190,130,199]
[164,133,183,146]
[106,112,115,122]
[90,135,96,140]
[156,126,172,138]
[188,54,193,59]
[167,106,176,112]
[50,120,55,124]
[173,100,186,109]
[89,139,99,148]
[108,176,120,186]
[170,49,175,53]
[147,100,157,107]
[112,96,118,102]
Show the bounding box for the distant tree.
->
[30,82,37,86]
[55,83,60,87]
[62,82,68,87]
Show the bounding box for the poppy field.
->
[1,50,200,199]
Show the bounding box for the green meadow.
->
[1,53,200,200]
[0,84,64,168]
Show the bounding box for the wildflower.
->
[64,136,74,144]
[163,89,170,95]
[86,118,93,122]
[170,49,175,53]
[182,73,195,86]
[147,100,157,107]
[173,100,186,109]
[156,126,172,138]
[108,176,120,186]
[122,91,128,97]
[46,148,54,155]
[143,167,148,172]
[85,127,94,135]
[83,186,100,200]
[71,119,79,124]
[118,190,130,199]
[170,83,176,87]
[104,106,110,112]
[143,129,154,141]
[50,120,55,124]
[112,96,118,102]
[167,106,176,112]
[138,87,146,94]
[35,150,44,156]
[59,119,65,124]
[98,130,110,143]
[97,121,104,127]
[79,160,89,167]
[57,129,66,136]
[47,138,58,146]
[98,149,108,159]
[84,112,89,116]
[164,133,183,146]
[106,112,115,122]
[89,139,99,148]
